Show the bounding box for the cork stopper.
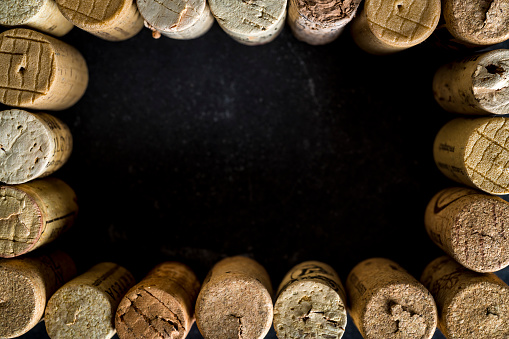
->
[195,256,273,339]
[274,261,347,339]
[346,258,437,339]
[421,256,509,338]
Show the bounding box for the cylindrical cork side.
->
[195,256,273,339]
[421,256,509,339]
[274,261,347,339]
[346,258,437,339]
[116,262,201,339]
[350,0,441,55]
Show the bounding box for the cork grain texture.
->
[295,0,358,25]
[0,0,42,25]
[137,0,207,32]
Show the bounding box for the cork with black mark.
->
[195,256,273,339]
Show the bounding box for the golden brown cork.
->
[0,28,88,111]
[195,256,273,339]
[116,262,201,339]
[0,177,78,258]
[0,250,76,338]
[274,261,347,339]
[421,256,509,339]
[346,258,437,339]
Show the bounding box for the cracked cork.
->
[346,258,437,339]
[195,256,273,339]
[421,256,509,339]
[274,261,348,339]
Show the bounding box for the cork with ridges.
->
[350,0,441,55]
[274,261,347,339]
[433,117,509,195]
[346,258,437,339]
[0,28,88,110]
[421,256,509,339]
[0,250,76,338]
[195,256,273,339]
[0,0,73,37]
[0,177,78,258]
[55,0,144,41]
[45,262,136,339]
[116,261,201,339]
[208,0,287,46]
[433,50,509,115]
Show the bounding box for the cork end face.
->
[55,0,126,28]
[0,0,42,25]
[137,0,206,33]
[294,0,361,27]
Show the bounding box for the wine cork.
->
[346,258,437,339]
[45,262,136,339]
[208,0,287,46]
[0,109,72,185]
[137,0,214,40]
[195,256,273,339]
[350,0,441,55]
[0,0,73,37]
[0,28,88,110]
[421,256,509,339]
[433,117,509,195]
[274,261,347,339]
[433,50,509,115]
[287,0,361,45]
[55,0,144,41]
[0,250,76,338]
[116,262,201,339]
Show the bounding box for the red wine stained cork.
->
[425,187,509,273]
[421,256,509,339]
[45,262,136,339]
[433,50,509,115]
[195,256,273,339]
[0,177,78,258]
[116,262,201,339]
[0,109,72,185]
[55,0,144,41]
[433,117,509,195]
[0,28,88,111]
[346,258,437,339]
[0,250,76,338]
[350,0,441,55]
[274,261,347,339]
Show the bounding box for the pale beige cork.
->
[0,177,78,258]
[208,0,287,46]
[0,28,88,111]
[116,262,201,339]
[195,256,273,339]
[433,117,509,195]
[0,250,76,338]
[45,262,136,339]
[274,261,347,339]
[55,0,144,41]
[421,256,509,339]
[346,258,437,339]
[350,0,441,55]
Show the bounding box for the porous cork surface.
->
[55,0,126,27]
[0,0,42,25]
[472,50,509,114]
[295,0,358,25]
[137,0,207,32]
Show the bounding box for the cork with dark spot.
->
[195,256,273,339]
[421,256,509,339]
[115,261,201,339]
[346,258,437,339]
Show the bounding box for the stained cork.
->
[0,250,76,338]
[434,117,509,195]
[208,0,287,46]
[346,258,437,339]
[274,261,347,339]
[116,262,201,339]
[0,178,78,258]
[350,0,441,55]
[195,256,273,339]
[0,28,88,110]
[421,256,509,339]
[55,0,144,41]
[45,262,135,339]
